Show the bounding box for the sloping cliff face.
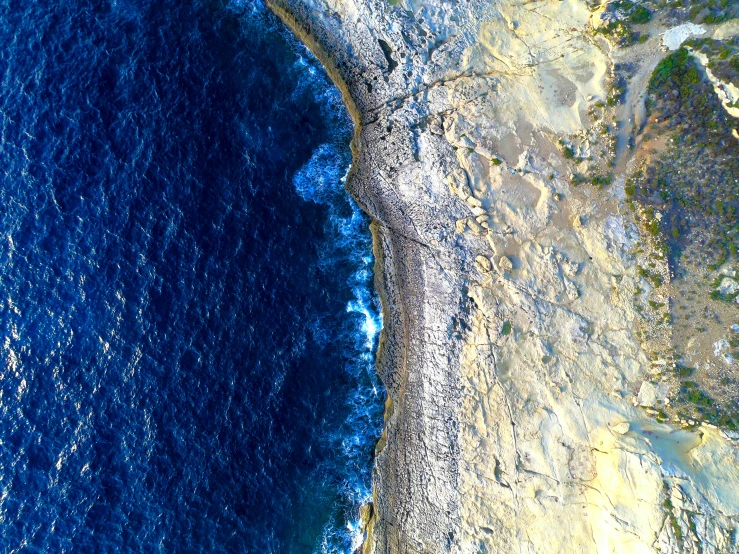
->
[266,1,739,552]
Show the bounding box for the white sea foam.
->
[292,144,347,204]
[287,29,388,547]
[295,141,383,554]
[346,518,365,553]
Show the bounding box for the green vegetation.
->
[607,80,626,106]
[590,173,612,187]
[638,266,663,288]
[624,178,637,198]
[687,0,734,24]
[710,289,739,302]
[680,381,713,407]
[674,364,695,378]
[669,511,683,544]
[686,37,739,89]
[676,381,739,430]
[501,321,512,336]
[641,207,661,236]
[632,43,739,269]
[570,173,587,186]
[649,48,699,93]
[629,5,652,23]
[661,480,682,547]
[646,0,739,25]
[654,407,668,423]
[594,2,652,45]
[710,275,739,303]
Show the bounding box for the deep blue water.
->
[0,0,383,552]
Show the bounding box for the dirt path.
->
[612,36,668,176]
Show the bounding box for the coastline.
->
[263,0,406,548]
[265,8,396,548]
[265,1,739,552]
[265,1,468,551]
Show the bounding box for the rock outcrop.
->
[267,0,739,552]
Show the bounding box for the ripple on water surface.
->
[0,0,383,552]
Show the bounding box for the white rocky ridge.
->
[266,0,739,552]
[661,23,706,51]
[691,49,739,120]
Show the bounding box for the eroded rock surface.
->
[267,0,739,552]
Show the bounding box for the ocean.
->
[0,0,383,551]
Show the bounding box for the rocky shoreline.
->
[266,1,739,552]
[266,1,469,549]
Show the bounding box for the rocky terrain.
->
[266,0,739,552]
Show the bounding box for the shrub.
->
[630,5,652,23]
[675,365,695,377]
[650,48,691,93]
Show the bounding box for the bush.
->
[591,174,612,187]
[675,365,695,377]
[680,381,714,407]
[634,40,739,272]
[650,48,691,93]
[630,5,652,23]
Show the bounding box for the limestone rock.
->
[475,255,492,273]
[637,381,670,408]
[359,502,374,531]
[498,255,513,273]
[718,277,739,296]
[466,196,482,209]
[610,421,630,435]
[266,1,739,552]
